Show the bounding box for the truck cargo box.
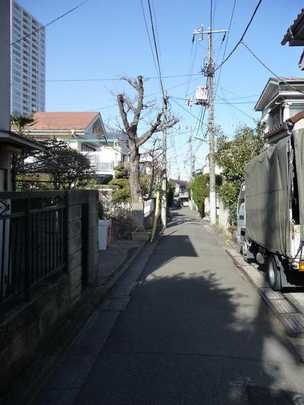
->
[245,137,290,256]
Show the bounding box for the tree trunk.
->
[129,140,144,229]
[129,141,142,204]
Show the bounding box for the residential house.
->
[281,9,304,70]
[24,112,129,181]
[93,129,129,180]
[25,113,130,182]
[254,77,304,144]
[25,111,106,150]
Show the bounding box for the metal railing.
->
[0,192,66,308]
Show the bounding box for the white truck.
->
[238,114,304,291]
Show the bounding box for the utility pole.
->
[161,95,168,228]
[192,26,227,225]
[189,127,195,179]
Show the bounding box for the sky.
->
[17,0,304,179]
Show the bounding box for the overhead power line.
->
[146,0,166,99]
[184,42,198,99]
[219,94,257,121]
[241,41,304,97]
[215,0,237,97]
[80,79,202,112]
[194,106,207,142]
[11,0,90,46]
[170,95,256,104]
[171,98,208,125]
[46,72,202,83]
[215,0,262,72]
[140,0,159,77]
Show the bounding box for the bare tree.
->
[117,75,178,207]
[141,138,163,200]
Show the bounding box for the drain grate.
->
[271,299,297,314]
[281,313,304,336]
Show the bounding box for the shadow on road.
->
[167,209,203,228]
[75,215,304,405]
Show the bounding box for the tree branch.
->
[121,76,141,91]
[123,95,137,113]
[136,112,162,147]
[117,94,130,132]
[131,75,144,128]
[136,113,178,147]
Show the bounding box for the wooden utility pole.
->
[189,127,195,179]
[192,26,227,224]
[207,28,216,225]
[161,95,168,228]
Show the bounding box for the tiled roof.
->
[255,77,304,111]
[282,9,304,45]
[29,112,99,130]
[271,76,304,82]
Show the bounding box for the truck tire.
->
[267,255,282,291]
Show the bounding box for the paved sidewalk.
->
[30,241,157,405]
[97,240,144,286]
[0,239,147,405]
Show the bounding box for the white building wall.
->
[0,0,11,132]
[218,199,230,230]
[82,144,127,176]
[11,0,45,116]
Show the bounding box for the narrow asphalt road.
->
[35,209,304,405]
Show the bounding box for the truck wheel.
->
[267,256,282,291]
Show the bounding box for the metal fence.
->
[0,192,66,308]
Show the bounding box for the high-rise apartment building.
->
[11,0,45,116]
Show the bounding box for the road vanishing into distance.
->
[34,209,304,405]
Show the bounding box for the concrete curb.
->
[98,241,146,294]
[2,237,161,405]
[225,247,304,362]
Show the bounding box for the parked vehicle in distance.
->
[238,118,304,291]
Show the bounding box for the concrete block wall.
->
[86,191,98,285]
[66,190,98,303]
[66,194,83,304]
[0,274,70,394]
[0,190,98,394]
